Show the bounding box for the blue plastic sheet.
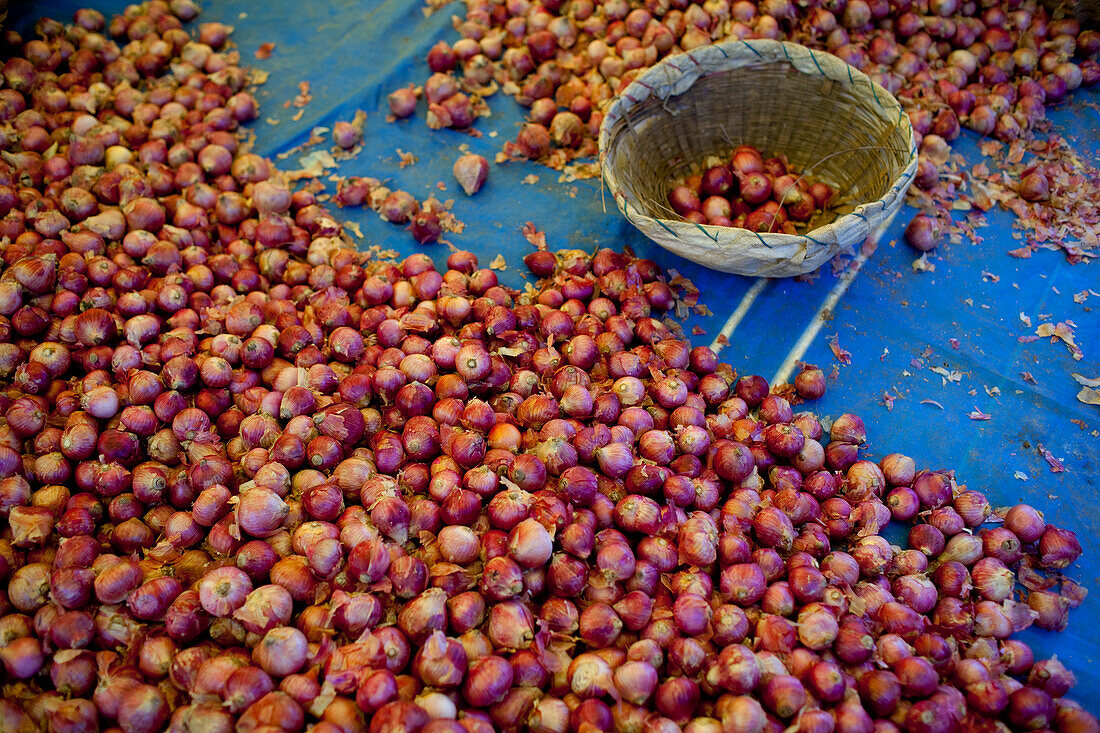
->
[11,0,1100,711]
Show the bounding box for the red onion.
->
[1002,504,1044,543]
[1029,590,1070,631]
[412,630,468,688]
[1008,687,1056,729]
[237,487,289,538]
[0,635,44,678]
[904,214,940,251]
[1028,657,1076,698]
[464,654,513,707]
[759,675,807,718]
[609,660,656,705]
[1018,171,1051,202]
[117,684,169,733]
[1038,525,1082,569]
[453,153,490,196]
[668,186,701,216]
[199,566,252,617]
[237,692,304,732]
[253,626,308,678]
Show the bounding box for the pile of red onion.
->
[405,0,1099,158]
[396,0,1098,252]
[0,2,1096,733]
[667,144,836,233]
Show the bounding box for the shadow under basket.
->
[599,39,918,277]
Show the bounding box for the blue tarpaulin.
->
[10,0,1100,713]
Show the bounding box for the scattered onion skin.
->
[0,2,1092,732]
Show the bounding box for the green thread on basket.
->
[868,80,882,107]
[717,46,729,58]
[655,219,677,237]
[751,230,774,249]
[807,50,825,76]
[804,233,825,247]
[741,41,763,58]
[693,222,719,242]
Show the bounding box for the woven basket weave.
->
[599,39,918,277]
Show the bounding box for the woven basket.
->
[598,39,918,277]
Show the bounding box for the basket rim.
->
[597,38,919,262]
